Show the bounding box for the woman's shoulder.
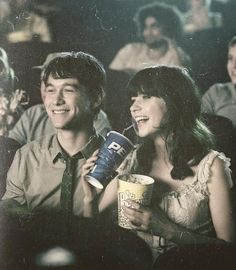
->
[197,150,232,188]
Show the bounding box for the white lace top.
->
[117,149,232,259]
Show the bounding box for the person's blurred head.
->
[0,48,15,94]
[134,2,183,47]
[227,36,236,85]
[186,0,212,10]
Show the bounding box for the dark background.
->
[1,0,236,130]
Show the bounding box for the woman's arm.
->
[123,157,235,244]
[207,156,235,242]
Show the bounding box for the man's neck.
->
[57,127,94,156]
[147,38,169,58]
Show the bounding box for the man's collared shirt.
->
[2,133,104,216]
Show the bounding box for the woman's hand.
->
[123,200,177,238]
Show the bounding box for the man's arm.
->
[109,44,132,71]
[2,149,26,206]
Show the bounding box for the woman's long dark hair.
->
[127,65,214,180]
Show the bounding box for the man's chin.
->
[146,38,168,49]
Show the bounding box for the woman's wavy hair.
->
[134,2,183,43]
[127,65,214,180]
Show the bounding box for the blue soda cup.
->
[86,131,134,189]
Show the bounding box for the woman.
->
[82,65,235,261]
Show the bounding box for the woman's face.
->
[143,16,163,46]
[130,94,167,138]
[227,45,236,84]
[188,0,206,9]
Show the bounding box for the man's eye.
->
[64,88,76,93]
[45,88,54,93]
[130,97,136,104]
[142,95,151,99]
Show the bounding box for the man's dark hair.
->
[42,51,106,115]
[228,36,236,48]
[134,2,183,42]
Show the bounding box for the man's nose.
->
[53,91,65,105]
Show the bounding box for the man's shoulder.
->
[19,134,54,155]
[205,83,232,96]
[120,42,145,52]
[25,104,47,117]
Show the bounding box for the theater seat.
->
[0,136,21,198]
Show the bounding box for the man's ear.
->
[40,81,46,102]
[92,93,103,110]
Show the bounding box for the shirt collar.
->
[49,133,104,163]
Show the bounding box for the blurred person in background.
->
[0,47,25,136]
[109,2,190,76]
[0,0,52,43]
[183,0,223,33]
[201,36,236,128]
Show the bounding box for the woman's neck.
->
[152,136,169,161]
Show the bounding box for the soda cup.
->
[86,131,134,189]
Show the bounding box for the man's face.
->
[227,45,236,85]
[143,16,163,46]
[44,74,93,130]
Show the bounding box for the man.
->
[2,52,108,216]
[109,2,190,76]
[8,52,111,145]
[201,36,236,128]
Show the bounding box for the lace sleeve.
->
[198,150,233,188]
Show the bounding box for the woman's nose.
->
[130,99,141,113]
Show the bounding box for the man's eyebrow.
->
[45,83,79,87]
